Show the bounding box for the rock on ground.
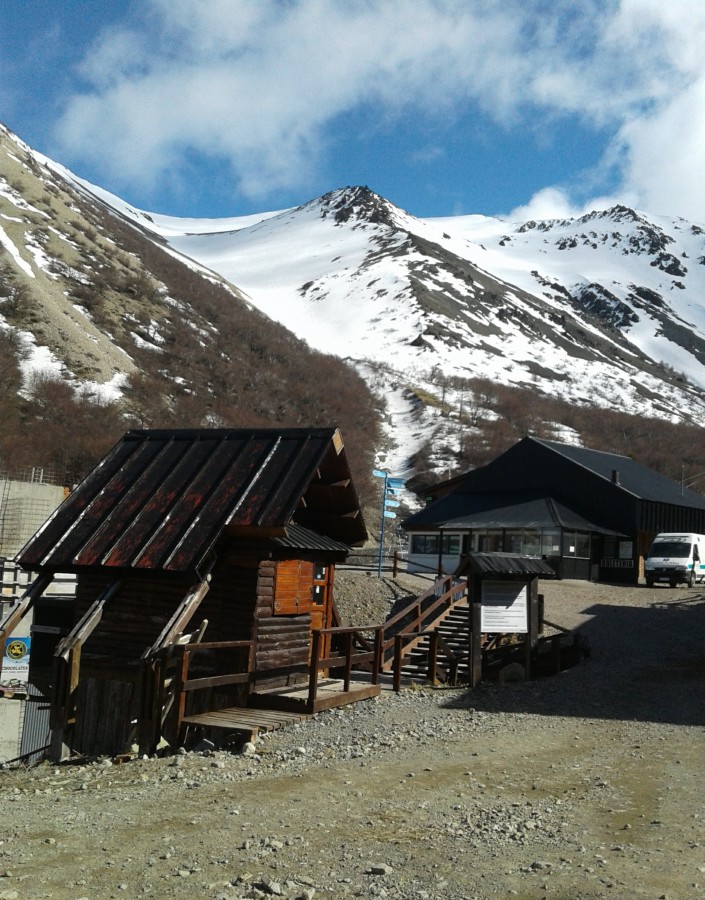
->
[0,575,703,899]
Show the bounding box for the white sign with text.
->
[480,581,528,633]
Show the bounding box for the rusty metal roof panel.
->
[17,427,363,573]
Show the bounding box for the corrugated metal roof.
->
[534,439,705,508]
[425,437,705,511]
[404,491,624,536]
[270,524,352,554]
[455,552,556,577]
[17,428,367,573]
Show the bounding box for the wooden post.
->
[343,631,353,692]
[428,631,439,685]
[525,576,539,681]
[50,640,82,762]
[138,658,157,758]
[372,626,383,685]
[308,630,322,710]
[172,647,190,748]
[393,634,403,692]
[392,551,399,579]
[469,574,483,688]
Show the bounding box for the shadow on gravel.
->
[441,589,705,727]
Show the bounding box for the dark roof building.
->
[404,437,705,583]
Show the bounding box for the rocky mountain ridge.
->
[2,122,705,490]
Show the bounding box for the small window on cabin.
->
[314,563,327,582]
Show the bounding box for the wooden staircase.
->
[377,575,470,687]
[396,599,470,683]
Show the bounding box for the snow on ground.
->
[0,223,34,277]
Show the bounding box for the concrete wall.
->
[1,477,73,763]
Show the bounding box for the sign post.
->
[373,470,404,578]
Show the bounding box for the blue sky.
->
[3,1,705,223]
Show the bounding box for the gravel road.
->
[0,574,703,899]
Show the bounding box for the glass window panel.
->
[542,530,561,555]
[523,530,541,556]
[478,530,503,552]
[411,534,439,554]
[441,534,461,555]
[505,530,523,553]
[575,533,591,558]
[563,531,577,557]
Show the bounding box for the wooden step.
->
[181,706,310,744]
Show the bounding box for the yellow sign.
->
[5,638,29,660]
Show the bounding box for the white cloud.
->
[52,0,705,219]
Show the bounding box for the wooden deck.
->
[180,678,381,745]
[251,677,381,714]
[180,706,310,744]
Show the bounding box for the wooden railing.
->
[162,625,384,743]
[141,575,468,753]
[379,574,467,671]
[308,625,384,707]
[392,628,460,691]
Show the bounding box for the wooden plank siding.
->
[252,559,316,691]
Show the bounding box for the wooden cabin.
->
[7,427,373,759]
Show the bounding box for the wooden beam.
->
[143,574,212,660]
[331,428,344,454]
[54,579,124,662]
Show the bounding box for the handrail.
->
[379,575,467,669]
[308,625,383,708]
[392,626,460,691]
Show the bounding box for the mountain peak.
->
[314,185,399,227]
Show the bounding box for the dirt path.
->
[0,578,703,899]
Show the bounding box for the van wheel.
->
[645,576,654,588]
[688,570,696,588]
[669,581,677,588]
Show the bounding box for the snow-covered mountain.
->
[3,119,705,486]
[84,183,705,472]
[109,186,705,417]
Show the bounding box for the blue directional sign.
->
[373,469,404,576]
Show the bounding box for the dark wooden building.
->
[404,437,705,583]
[9,427,370,758]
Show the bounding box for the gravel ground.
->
[0,575,703,900]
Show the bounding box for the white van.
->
[644,532,705,587]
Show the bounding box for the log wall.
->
[252,559,314,689]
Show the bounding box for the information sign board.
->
[480,582,528,633]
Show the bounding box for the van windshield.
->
[651,541,691,558]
